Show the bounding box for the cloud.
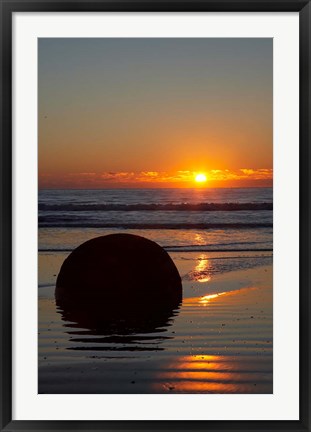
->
[240,168,255,175]
[239,168,273,179]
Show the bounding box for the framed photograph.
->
[1,1,310,431]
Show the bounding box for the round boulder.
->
[55,234,182,317]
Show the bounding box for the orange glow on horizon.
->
[39,168,273,189]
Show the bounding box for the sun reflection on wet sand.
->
[192,254,211,283]
[199,291,227,305]
[197,286,257,307]
[155,355,244,393]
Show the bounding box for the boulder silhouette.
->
[55,234,182,327]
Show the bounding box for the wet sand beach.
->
[38,251,272,394]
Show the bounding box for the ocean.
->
[38,187,273,394]
[39,187,272,251]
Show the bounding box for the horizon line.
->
[38,185,273,191]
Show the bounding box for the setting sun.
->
[195,173,207,183]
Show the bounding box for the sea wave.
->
[38,220,272,229]
[38,202,273,212]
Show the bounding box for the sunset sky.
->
[38,38,272,188]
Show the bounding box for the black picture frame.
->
[1,1,310,431]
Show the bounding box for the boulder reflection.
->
[56,301,180,352]
[56,299,181,336]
